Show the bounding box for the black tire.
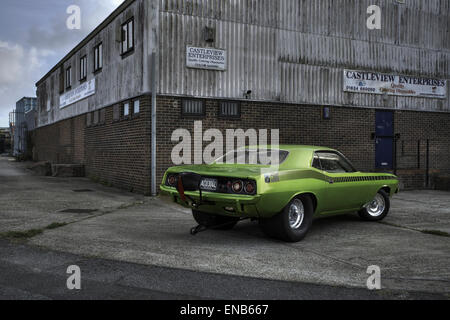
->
[358,189,390,221]
[259,195,314,242]
[192,210,240,230]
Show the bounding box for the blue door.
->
[375,111,394,169]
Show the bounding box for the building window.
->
[100,108,106,124]
[219,101,240,119]
[94,43,103,72]
[121,18,134,55]
[93,111,99,125]
[86,112,92,127]
[182,99,205,117]
[80,55,87,81]
[123,102,130,117]
[59,66,64,93]
[133,100,140,115]
[65,67,72,89]
[113,105,120,121]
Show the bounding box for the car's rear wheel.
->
[358,189,390,221]
[259,195,314,242]
[192,210,240,230]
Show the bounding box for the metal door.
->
[375,111,394,169]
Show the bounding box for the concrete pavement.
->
[0,156,144,233]
[1,155,449,297]
[0,239,445,300]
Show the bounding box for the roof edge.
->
[35,0,136,87]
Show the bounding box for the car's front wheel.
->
[259,195,314,242]
[358,189,390,221]
[192,210,240,230]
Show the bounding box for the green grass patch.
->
[45,222,68,230]
[0,222,69,240]
[420,230,450,237]
[0,229,43,239]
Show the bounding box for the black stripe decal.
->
[333,176,395,183]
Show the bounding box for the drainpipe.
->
[151,52,157,196]
[148,0,159,196]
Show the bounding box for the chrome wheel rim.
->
[288,199,305,229]
[367,193,386,217]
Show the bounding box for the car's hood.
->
[167,164,277,179]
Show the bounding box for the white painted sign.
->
[344,70,447,99]
[60,79,96,108]
[186,46,226,71]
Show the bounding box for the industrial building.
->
[0,128,11,154]
[33,0,450,195]
[10,97,37,158]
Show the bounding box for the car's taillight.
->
[244,181,255,194]
[231,180,243,193]
[167,174,177,187]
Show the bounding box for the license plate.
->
[200,178,218,191]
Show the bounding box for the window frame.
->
[59,66,65,93]
[121,18,134,56]
[133,100,140,116]
[79,55,87,82]
[218,100,241,119]
[312,151,357,173]
[181,99,206,118]
[123,102,130,118]
[94,43,103,73]
[65,66,72,90]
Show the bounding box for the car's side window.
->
[312,154,322,170]
[317,152,355,173]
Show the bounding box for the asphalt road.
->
[0,239,447,300]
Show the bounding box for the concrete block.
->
[432,174,450,191]
[28,161,52,176]
[52,164,85,177]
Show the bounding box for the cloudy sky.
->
[0,0,124,127]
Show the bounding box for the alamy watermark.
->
[171,121,280,167]
[66,265,81,290]
[366,265,381,290]
[66,5,81,30]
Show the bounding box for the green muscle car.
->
[160,145,399,242]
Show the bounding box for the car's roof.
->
[246,145,336,152]
[244,145,337,169]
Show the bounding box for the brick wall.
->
[33,94,152,194]
[156,97,376,186]
[84,95,151,194]
[32,95,450,194]
[156,96,450,190]
[33,117,82,164]
[394,110,450,189]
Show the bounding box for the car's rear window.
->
[216,149,289,165]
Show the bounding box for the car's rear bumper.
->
[160,185,261,217]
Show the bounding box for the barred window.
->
[121,18,134,54]
[80,55,87,81]
[182,99,205,117]
[113,105,120,121]
[86,112,92,127]
[100,108,106,124]
[94,43,103,72]
[65,66,72,89]
[93,111,99,125]
[219,101,240,118]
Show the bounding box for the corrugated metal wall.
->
[158,0,450,112]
